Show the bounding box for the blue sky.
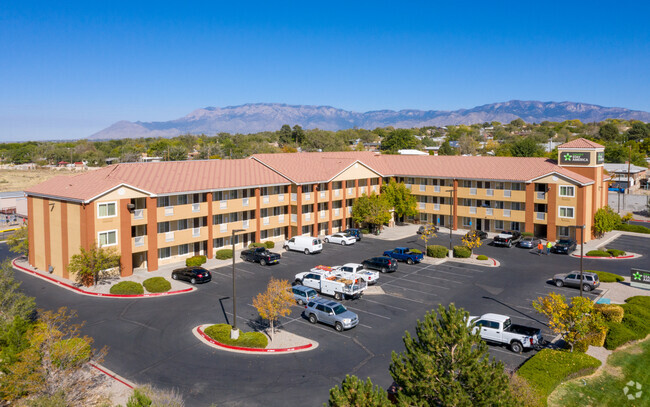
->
[1,1,649,141]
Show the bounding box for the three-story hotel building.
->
[26,138,608,280]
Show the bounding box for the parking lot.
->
[9,232,649,407]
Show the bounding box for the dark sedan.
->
[417,225,440,235]
[552,239,577,254]
[361,256,398,273]
[171,267,212,284]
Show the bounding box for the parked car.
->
[518,236,537,248]
[334,263,380,284]
[492,231,522,247]
[468,313,544,353]
[304,298,359,332]
[283,236,323,254]
[553,271,600,292]
[342,228,363,241]
[361,256,398,273]
[171,267,211,284]
[417,225,439,234]
[383,247,424,265]
[291,285,319,305]
[464,230,488,240]
[323,232,356,246]
[551,239,577,254]
[240,246,281,266]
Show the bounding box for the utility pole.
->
[230,228,244,339]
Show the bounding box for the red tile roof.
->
[558,138,604,149]
[25,160,290,202]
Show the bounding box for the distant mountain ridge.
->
[89,101,650,140]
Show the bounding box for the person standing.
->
[546,241,553,255]
[537,241,544,256]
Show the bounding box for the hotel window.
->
[463,180,472,188]
[559,186,575,197]
[213,238,225,248]
[98,230,117,247]
[158,222,170,233]
[463,217,471,226]
[559,206,575,218]
[177,195,188,205]
[158,247,171,259]
[559,227,570,237]
[157,196,170,207]
[511,183,523,191]
[97,202,117,218]
[177,219,188,230]
[178,244,190,255]
[511,222,520,231]
[495,220,504,230]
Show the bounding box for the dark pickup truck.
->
[382,247,424,265]
[240,247,281,266]
[492,231,522,248]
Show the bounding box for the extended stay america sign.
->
[560,151,591,165]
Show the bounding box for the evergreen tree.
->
[327,375,391,407]
[389,304,515,406]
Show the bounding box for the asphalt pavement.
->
[6,232,650,407]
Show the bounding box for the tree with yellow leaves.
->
[252,278,294,342]
[461,231,482,255]
[418,222,437,255]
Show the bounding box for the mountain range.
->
[88,101,650,140]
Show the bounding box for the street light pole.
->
[579,224,585,297]
[231,228,244,338]
[448,188,454,257]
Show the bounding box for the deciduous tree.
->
[7,226,28,258]
[380,129,418,153]
[592,206,621,237]
[418,223,437,254]
[67,242,121,287]
[381,179,418,223]
[252,278,294,342]
[328,375,391,407]
[389,304,515,406]
[461,231,482,254]
[351,192,392,231]
[0,259,35,325]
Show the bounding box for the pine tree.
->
[327,375,391,407]
[389,304,515,406]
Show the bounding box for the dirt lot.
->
[0,168,81,192]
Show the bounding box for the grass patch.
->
[626,295,650,308]
[476,254,489,260]
[616,223,650,234]
[587,270,624,283]
[203,324,268,349]
[585,250,611,257]
[517,349,601,405]
[110,281,144,295]
[549,338,650,407]
[143,277,171,293]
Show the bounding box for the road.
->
[6,232,650,406]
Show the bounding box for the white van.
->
[283,236,323,254]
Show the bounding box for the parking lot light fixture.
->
[231,228,245,338]
[579,224,585,297]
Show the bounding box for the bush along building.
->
[25,138,607,280]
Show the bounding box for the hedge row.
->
[585,250,611,257]
[453,245,471,258]
[517,349,601,404]
[426,245,448,258]
[603,296,650,350]
[110,281,144,295]
[186,255,207,267]
[589,270,624,283]
[143,277,171,293]
[616,223,650,234]
[216,249,233,260]
[594,304,624,323]
[203,324,268,349]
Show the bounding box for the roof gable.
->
[558,138,604,149]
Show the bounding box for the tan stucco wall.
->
[332,163,381,182]
[31,197,46,271]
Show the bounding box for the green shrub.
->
[517,349,601,403]
[143,277,171,293]
[409,249,422,254]
[626,296,650,308]
[575,328,608,352]
[51,338,91,368]
[606,248,626,257]
[248,242,265,248]
[215,249,233,260]
[615,223,650,234]
[604,322,637,350]
[203,324,268,349]
[521,232,534,237]
[603,304,650,350]
[264,240,275,249]
[594,303,624,323]
[476,255,489,260]
[589,270,624,283]
[585,250,611,257]
[620,304,650,327]
[360,228,370,234]
[426,245,448,258]
[453,245,471,258]
[110,281,144,295]
[185,255,207,267]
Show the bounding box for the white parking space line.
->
[436,263,485,273]
[384,275,451,290]
[234,267,256,275]
[344,306,391,320]
[382,292,434,305]
[362,298,408,311]
[295,318,350,337]
[385,283,439,297]
[359,323,373,329]
[515,305,537,312]
[426,268,473,278]
[413,272,463,284]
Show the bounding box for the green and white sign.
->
[596,151,605,164]
[560,151,591,165]
[631,268,650,290]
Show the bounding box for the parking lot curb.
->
[194,325,317,354]
[12,259,196,298]
[570,253,641,260]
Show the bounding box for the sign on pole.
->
[630,268,650,290]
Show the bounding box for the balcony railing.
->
[347,207,352,215]
[470,188,477,195]
[419,202,425,209]
[220,224,227,233]
[133,209,144,220]
[503,209,511,217]
[263,196,270,204]
[320,191,326,199]
[242,220,249,229]
[243,197,249,207]
[536,212,546,220]
[192,227,200,237]
[334,208,340,216]
[536,191,546,200]
[164,206,174,216]
[360,186,366,194]
[420,184,426,191]
[372,185,378,192]
[220,200,227,209]
[278,194,285,202]
[434,185,441,193]
[334,189,340,196]
[134,236,144,247]
[278,214,285,223]
[305,193,311,200]
[470,207,477,214]
[291,214,297,222]
[291,193,297,202]
[347,187,354,195]
[165,232,174,242]
[486,208,493,216]
[263,217,270,225]
[405,184,411,189]
[486,189,494,197]
[192,203,200,212]
[504,190,511,198]
[433,203,440,211]
[320,210,326,219]
[305,213,311,221]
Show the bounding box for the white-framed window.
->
[495,220,504,230]
[98,230,117,247]
[158,247,171,259]
[558,226,570,237]
[559,206,575,218]
[178,244,190,255]
[97,202,117,218]
[559,185,575,197]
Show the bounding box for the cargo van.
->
[283,236,323,254]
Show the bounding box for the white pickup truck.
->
[468,313,544,353]
[295,269,367,300]
[331,263,379,285]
